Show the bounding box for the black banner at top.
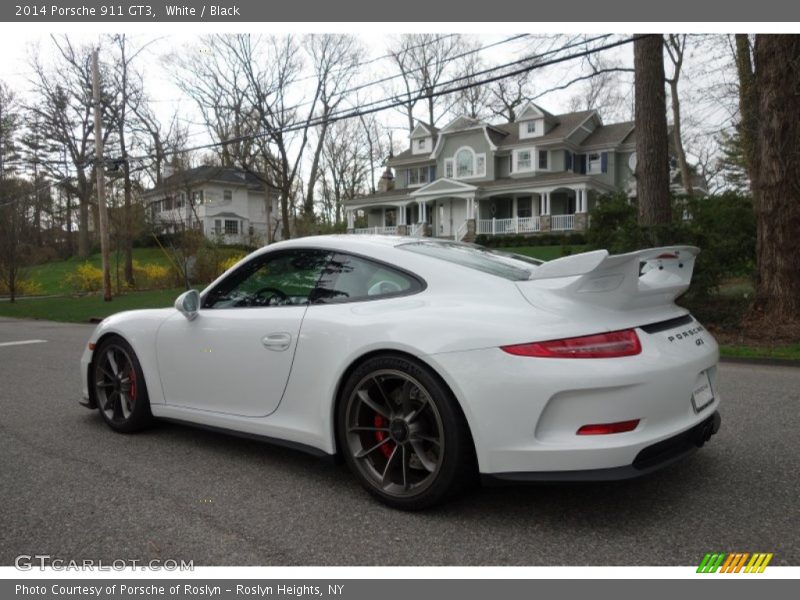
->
[2,0,800,22]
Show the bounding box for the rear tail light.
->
[501,329,642,359]
[577,419,640,435]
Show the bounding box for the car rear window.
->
[399,241,541,281]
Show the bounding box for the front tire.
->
[92,335,153,433]
[337,355,475,510]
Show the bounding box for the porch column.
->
[466,195,477,242]
[575,188,589,232]
[346,210,355,232]
[540,192,551,233]
[512,196,519,232]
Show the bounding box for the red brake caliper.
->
[374,415,395,459]
[129,368,136,402]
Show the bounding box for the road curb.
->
[720,356,800,368]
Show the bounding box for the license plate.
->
[691,371,714,413]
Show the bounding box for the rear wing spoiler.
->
[518,246,700,311]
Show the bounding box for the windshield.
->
[399,241,542,281]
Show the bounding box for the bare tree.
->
[318,119,370,224]
[487,69,533,122]
[29,36,99,258]
[388,34,464,131]
[453,41,491,120]
[634,35,671,226]
[565,54,633,121]
[302,34,361,219]
[664,34,694,195]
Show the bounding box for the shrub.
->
[586,191,756,300]
[0,278,45,296]
[220,254,246,273]
[132,261,173,290]
[64,262,104,293]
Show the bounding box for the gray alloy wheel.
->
[93,336,152,433]
[338,356,475,510]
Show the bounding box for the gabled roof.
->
[516,101,557,121]
[146,166,274,195]
[410,121,439,138]
[490,110,597,146]
[580,121,635,147]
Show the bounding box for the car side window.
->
[202,249,332,309]
[312,253,421,303]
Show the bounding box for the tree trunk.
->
[750,35,800,321]
[634,35,671,226]
[669,77,693,195]
[304,120,329,218]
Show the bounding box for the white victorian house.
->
[345,102,639,241]
[143,166,284,244]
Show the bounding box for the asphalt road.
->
[1,317,798,566]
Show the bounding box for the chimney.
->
[378,166,395,193]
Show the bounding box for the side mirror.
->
[175,289,200,321]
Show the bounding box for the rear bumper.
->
[483,411,721,484]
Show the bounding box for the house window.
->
[417,139,426,150]
[223,189,233,201]
[163,197,173,210]
[408,167,430,186]
[517,197,533,218]
[526,121,536,134]
[476,154,486,177]
[224,220,239,235]
[456,148,474,178]
[517,150,531,171]
[538,150,549,170]
[214,219,222,234]
[176,193,185,209]
[192,190,204,205]
[444,159,454,179]
[588,152,602,174]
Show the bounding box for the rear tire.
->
[92,335,153,433]
[337,354,475,510]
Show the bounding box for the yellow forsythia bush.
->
[64,262,103,293]
[132,261,173,290]
[0,278,45,296]
[220,254,246,274]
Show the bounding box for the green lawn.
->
[720,344,800,361]
[504,245,589,261]
[25,247,177,296]
[0,288,183,323]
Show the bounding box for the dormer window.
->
[417,139,426,149]
[526,121,536,134]
[451,147,486,179]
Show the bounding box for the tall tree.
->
[302,34,360,218]
[29,36,98,258]
[665,34,693,196]
[737,35,800,322]
[634,34,671,225]
[389,34,464,131]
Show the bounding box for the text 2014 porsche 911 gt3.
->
[80,235,721,509]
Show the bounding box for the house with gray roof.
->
[344,102,639,240]
[142,166,284,244]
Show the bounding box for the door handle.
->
[261,332,292,352]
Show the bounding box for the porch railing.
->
[407,223,424,237]
[550,214,575,231]
[477,216,541,235]
[353,226,398,235]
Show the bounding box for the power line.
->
[121,34,623,165]
[167,33,532,148]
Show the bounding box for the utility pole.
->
[92,48,112,302]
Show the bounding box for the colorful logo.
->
[697,552,773,573]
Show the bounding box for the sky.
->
[0,25,739,190]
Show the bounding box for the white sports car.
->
[80,235,721,509]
